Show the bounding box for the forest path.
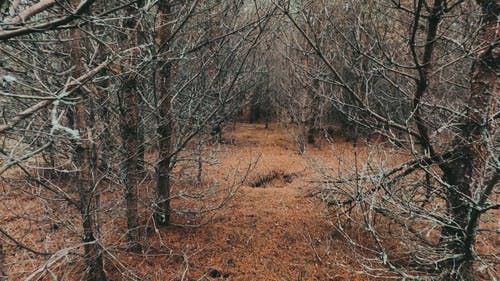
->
[146,123,365,281]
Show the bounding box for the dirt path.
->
[139,124,360,280]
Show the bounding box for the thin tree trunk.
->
[0,242,6,281]
[136,8,146,175]
[299,121,307,154]
[137,115,146,173]
[154,0,173,226]
[119,1,142,252]
[307,127,315,144]
[411,0,443,157]
[77,186,106,281]
[70,0,106,279]
[439,1,499,280]
[119,75,141,251]
[74,101,106,281]
[264,108,270,129]
[196,138,203,186]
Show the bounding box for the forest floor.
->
[2,123,497,280]
[116,123,378,281]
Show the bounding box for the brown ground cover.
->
[1,123,496,280]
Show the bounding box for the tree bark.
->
[74,100,106,281]
[70,0,106,279]
[0,242,6,281]
[411,0,443,158]
[119,77,141,250]
[439,1,499,279]
[119,1,142,252]
[154,0,174,226]
[120,77,140,252]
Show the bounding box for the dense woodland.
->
[0,0,498,280]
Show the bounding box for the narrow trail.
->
[145,123,363,280]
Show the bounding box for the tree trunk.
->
[299,121,307,154]
[78,187,106,281]
[307,127,315,144]
[154,0,174,226]
[0,242,6,281]
[70,0,106,279]
[119,76,141,250]
[137,115,146,174]
[119,1,142,252]
[439,1,499,279]
[196,138,203,186]
[136,7,146,175]
[74,103,106,281]
[264,110,270,129]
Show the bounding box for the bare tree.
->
[149,0,276,225]
[69,0,106,279]
[0,242,5,281]
[439,1,499,278]
[153,0,175,226]
[118,0,143,251]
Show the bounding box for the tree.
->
[69,0,106,279]
[439,1,499,278]
[118,0,143,251]
[153,0,175,226]
[0,242,5,281]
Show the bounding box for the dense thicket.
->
[1,0,497,280]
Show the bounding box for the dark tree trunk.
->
[70,0,106,279]
[264,111,270,129]
[73,104,106,281]
[411,0,443,158]
[196,138,203,186]
[119,1,142,252]
[0,242,6,281]
[137,116,146,174]
[439,1,499,280]
[78,187,106,281]
[119,76,141,251]
[249,104,261,123]
[307,127,315,144]
[154,0,174,226]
